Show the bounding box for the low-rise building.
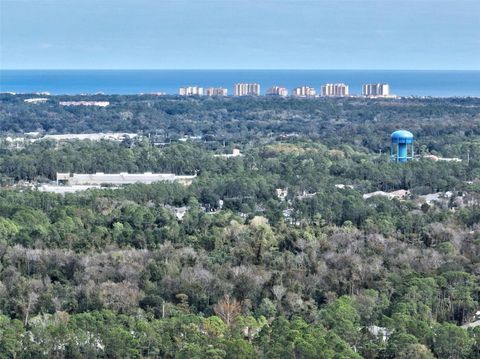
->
[276,188,288,201]
[418,191,454,205]
[423,154,462,162]
[165,205,189,220]
[38,184,104,194]
[40,133,137,142]
[59,101,110,107]
[57,172,196,186]
[214,148,242,158]
[363,189,409,200]
[335,184,354,189]
[24,98,49,104]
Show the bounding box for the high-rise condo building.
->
[179,86,204,96]
[321,83,349,97]
[205,87,228,96]
[266,86,288,97]
[362,83,390,97]
[291,86,316,97]
[234,83,260,96]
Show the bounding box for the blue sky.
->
[1,0,479,70]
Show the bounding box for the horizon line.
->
[2,68,480,72]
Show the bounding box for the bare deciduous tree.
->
[213,294,241,327]
[272,284,286,302]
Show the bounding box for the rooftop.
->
[57,172,196,186]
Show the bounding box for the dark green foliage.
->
[1,96,480,357]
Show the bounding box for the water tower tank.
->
[390,130,414,162]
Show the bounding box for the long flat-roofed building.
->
[321,83,349,97]
[234,83,260,96]
[24,98,49,104]
[41,133,137,142]
[291,86,316,98]
[362,83,390,97]
[59,101,110,107]
[57,172,197,186]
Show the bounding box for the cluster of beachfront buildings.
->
[179,87,228,97]
[179,83,391,98]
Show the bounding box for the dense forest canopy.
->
[1,95,480,358]
[2,94,480,156]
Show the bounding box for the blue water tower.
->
[390,130,414,162]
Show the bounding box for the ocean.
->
[1,69,480,97]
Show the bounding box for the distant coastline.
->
[1,69,480,97]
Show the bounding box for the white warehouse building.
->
[57,172,197,186]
